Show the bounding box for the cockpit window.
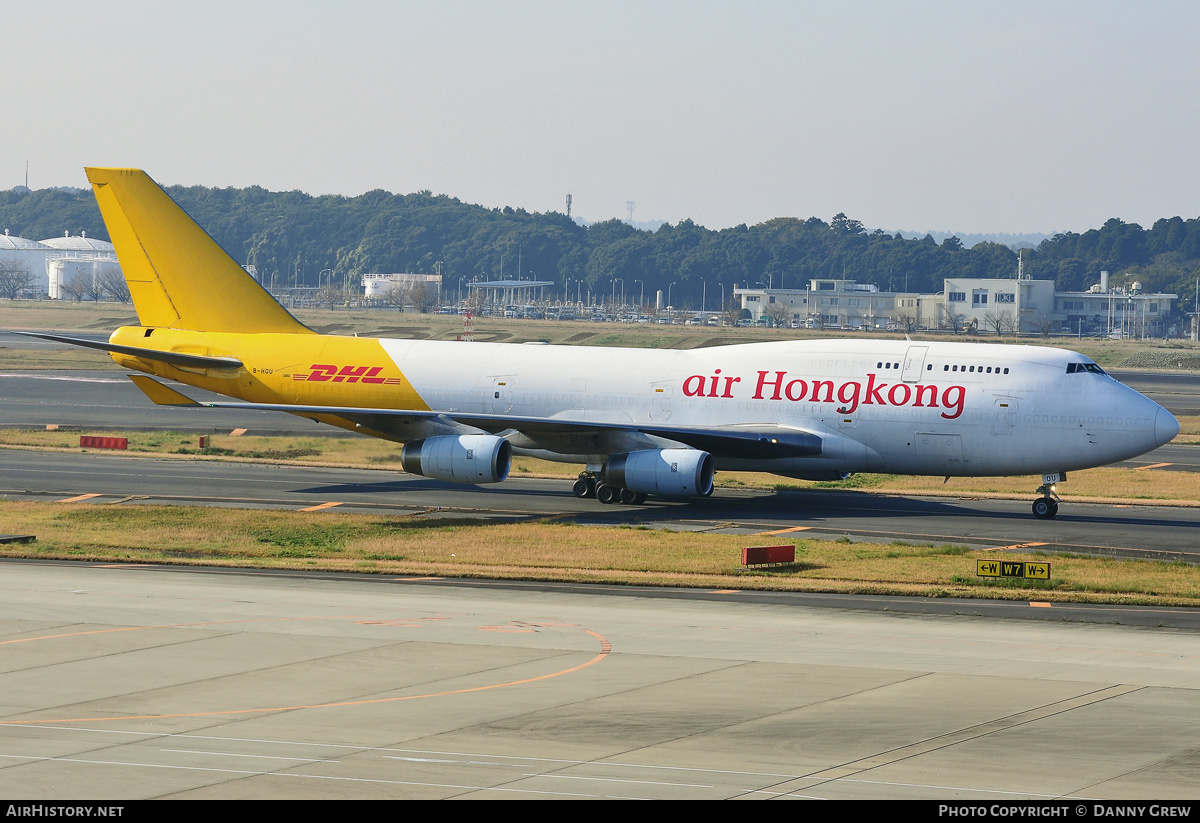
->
[1066,362,1105,374]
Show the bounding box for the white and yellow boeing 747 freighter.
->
[30,169,1180,518]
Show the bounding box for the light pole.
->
[634,279,643,310]
[319,268,332,307]
[668,281,676,317]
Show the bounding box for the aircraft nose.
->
[1156,407,1181,447]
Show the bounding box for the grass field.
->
[2,500,1198,606]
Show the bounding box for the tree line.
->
[3,183,1198,309]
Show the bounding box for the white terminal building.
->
[362,272,443,301]
[0,230,121,299]
[737,272,1178,338]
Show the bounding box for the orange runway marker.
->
[55,493,102,503]
[1134,462,1172,471]
[709,589,740,594]
[758,526,811,536]
[1030,602,1052,608]
[299,501,344,512]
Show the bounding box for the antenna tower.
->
[626,200,636,223]
[565,193,572,218]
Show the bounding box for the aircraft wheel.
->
[619,488,639,505]
[572,479,592,498]
[596,484,618,505]
[1032,498,1057,519]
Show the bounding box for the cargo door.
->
[490,377,514,413]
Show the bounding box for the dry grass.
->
[1,500,1197,605]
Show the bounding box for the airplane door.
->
[991,396,1019,436]
[490,377,514,413]
[649,382,673,421]
[901,346,928,383]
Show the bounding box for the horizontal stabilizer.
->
[16,332,243,370]
[128,375,201,407]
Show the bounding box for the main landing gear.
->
[1032,472,1064,519]
[572,472,646,505]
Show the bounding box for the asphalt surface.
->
[2,560,1199,800]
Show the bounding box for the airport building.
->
[362,272,443,302]
[465,278,556,308]
[0,230,121,299]
[737,273,1178,337]
[734,279,926,330]
[0,231,50,298]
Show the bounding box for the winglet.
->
[129,375,201,407]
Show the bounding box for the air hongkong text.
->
[682,369,967,419]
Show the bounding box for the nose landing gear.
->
[1032,472,1065,519]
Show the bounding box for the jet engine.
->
[400,434,512,484]
[604,448,714,497]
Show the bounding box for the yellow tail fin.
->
[85,167,311,335]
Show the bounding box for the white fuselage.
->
[378,337,1176,478]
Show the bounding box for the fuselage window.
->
[927,364,933,370]
[1003,368,1009,374]
[944,365,949,371]
[969,366,975,373]
[952,365,958,372]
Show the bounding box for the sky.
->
[4,0,1199,235]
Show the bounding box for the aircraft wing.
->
[129,376,822,459]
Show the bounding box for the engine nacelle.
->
[604,449,715,498]
[400,434,512,484]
